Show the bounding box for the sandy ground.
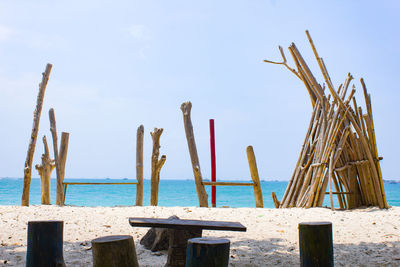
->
[0,205,400,266]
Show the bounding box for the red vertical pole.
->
[209,119,216,207]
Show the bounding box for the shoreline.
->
[1,205,399,266]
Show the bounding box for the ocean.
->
[0,178,399,208]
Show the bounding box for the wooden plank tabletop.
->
[129,217,246,232]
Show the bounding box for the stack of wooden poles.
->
[265,31,388,209]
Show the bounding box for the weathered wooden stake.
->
[59,132,69,205]
[21,63,52,206]
[50,109,69,206]
[299,222,333,267]
[35,136,55,204]
[246,146,263,208]
[272,192,280,208]
[135,125,144,206]
[180,102,208,207]
[92,235,139,267]
[150,128,166,206]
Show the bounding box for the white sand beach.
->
[0,205,399,266]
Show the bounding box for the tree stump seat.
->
[299,221,333,267]
[91,235,139,267]
[26,220,65,267]
[186,237,230,267]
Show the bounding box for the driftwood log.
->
[135,125,144,206]
[264,31,388,209]
[150,128,166,206]
[180,102,208,207]
[35,136,55,204]
[21,63,52,206]
[49,109,70,206]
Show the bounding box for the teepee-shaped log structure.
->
[265,31,388,209]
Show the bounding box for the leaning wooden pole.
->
[35,136,55,204]
[246,146,263,208]
[150,128,166,206]
[49,108,63,206]
[180,102,209,207]
[21,63,52,206]
[135,125,144,206]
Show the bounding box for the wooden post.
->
[180,102,208,207]
[59,132,69,205]
[26,220,65,267]
[150,128,166,206]
[135,125,144,206]
[50,109,69,206]
[21,63,52,206]
[209,119,216,207]
[186,238,230,267]
[35,136,55,204]
[91,235,139,267]
[272,192,280,208]
[299,222,333,267]
[246,146,263,208]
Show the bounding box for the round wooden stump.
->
[26,220,65,267]
[91,235,139,267]
[299,221,333,267]
[185,237,230,267]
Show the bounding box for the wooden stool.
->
[91,235,139,267]
[299,222,333,267]
[185,237,230,267]
[26,220,65,267]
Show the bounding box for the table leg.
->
[165,229,202,267]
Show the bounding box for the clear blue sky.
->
[0,1,399,180]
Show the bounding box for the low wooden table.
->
[129,217,246,267]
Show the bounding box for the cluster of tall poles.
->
[20,64,263,208]
[21,64,69,207]
[265,31,388,209]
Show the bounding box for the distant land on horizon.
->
[1,177,400,183]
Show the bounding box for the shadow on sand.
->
[1,238,400,266]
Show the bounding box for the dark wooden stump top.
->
[92,235,132,244]
[129,217,246,232]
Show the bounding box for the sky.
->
[0,1,399,181]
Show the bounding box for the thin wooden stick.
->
[21,63,52,206]
[135,125,144,206]
[49,108,63,206]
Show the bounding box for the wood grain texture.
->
[129,217,246,232]
[180,102,208,207]
[35,136,55,204]
[21,63,52,206]
[135,125,144,206]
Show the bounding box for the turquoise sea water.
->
[0,178,399,208]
